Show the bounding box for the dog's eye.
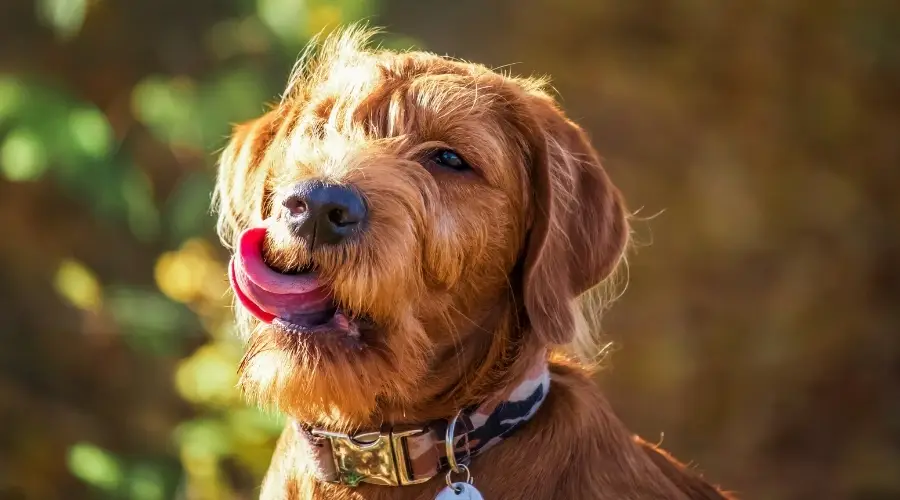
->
[431,149,471,171]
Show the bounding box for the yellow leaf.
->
[54,259,102,312]
[175,343,240,406]
[155,238,219,304]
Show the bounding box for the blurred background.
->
[0,0,898,499]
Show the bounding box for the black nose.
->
[281,180,367,249]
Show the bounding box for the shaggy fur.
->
[214,26,734,500]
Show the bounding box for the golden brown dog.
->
[214,26,733,500]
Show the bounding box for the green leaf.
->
[68,108,114,159]
[0,128,48,181]
[36,0,88,40]
[67,442,123,492]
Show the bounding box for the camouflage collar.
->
[294,358,551,487]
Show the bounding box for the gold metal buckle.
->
[312,425,434,487]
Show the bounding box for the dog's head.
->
[214,28,628,428]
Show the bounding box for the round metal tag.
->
[434,482,485,500]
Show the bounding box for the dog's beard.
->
[236,307,433,427]
[231,226,433,426]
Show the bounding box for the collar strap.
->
[295,359,551,487]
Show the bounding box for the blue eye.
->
[431,149,470,171]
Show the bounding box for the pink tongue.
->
[228,226,332,324]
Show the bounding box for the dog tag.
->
[434,483,485,500]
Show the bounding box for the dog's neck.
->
[282,295,554,487]
[292,352,551,487]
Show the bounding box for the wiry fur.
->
[214,26,734,499]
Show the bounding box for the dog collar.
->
[294,358,551,487]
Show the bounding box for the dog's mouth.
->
[228,226,367,340]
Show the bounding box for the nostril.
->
[328,208,349,227]
[283,196,307,216]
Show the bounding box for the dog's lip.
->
[273,311,361,340]
[228,226,333,325]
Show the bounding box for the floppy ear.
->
[522,96,629,346]
[213,110,283,249]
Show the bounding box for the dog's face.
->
[215,29,628,427]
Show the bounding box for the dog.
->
[214,26,733,500]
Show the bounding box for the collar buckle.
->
[311,425,434,487]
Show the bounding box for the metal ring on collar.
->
[445,410,464,473]
[445,463,472,491]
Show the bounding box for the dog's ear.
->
[522,95,628,346]
[213,110,283,249]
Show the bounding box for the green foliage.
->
[0,76,160,241]
[67,443,124,492]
